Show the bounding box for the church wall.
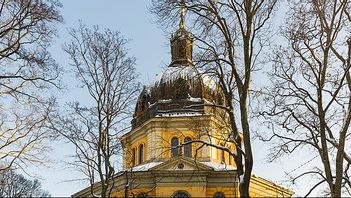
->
[123,130,149,168]
[209,137,236,166]
[123,115,239,169]
[74,8,294,196]
[123,116,217,168]
[160,128,200,158]
[206,187,237,197]
[249,176,293,197]
[109,170,240,198]
[155,186,206,197]
[146,129,154,160]
[206,172,238,197]
[111,188,156,198]
[73,169,293,198]
[112,185,239,198]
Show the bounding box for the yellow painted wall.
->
[123,116,238,169]
[155,186,206,197]
[111,182,292,198]
[249,176,293,197]
[124,132,148,167]
[79,171,292,198]
[211,141,236,165]
[118,116,293,198]
[206,187,237,197]
[111,188,156,198]
[160,129,201,159]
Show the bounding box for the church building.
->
[73,4,293,198]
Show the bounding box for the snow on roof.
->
[127,161,235,173]
[202,74,217,91]
[129,162,163,172]
[155,65,198,84]
[152,65,217,91]
[188,96,202,102]
[200,161,236,171]
[155,112,204,118]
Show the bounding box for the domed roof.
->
[150,64,216,101]
[132,64,223,129]
[131,11,224,129]
[156,64,199,84]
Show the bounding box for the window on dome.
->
[139,144,144,164]
[213,192,225,198]
[184,137,192,157]
[171,137,179,157]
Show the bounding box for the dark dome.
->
[150,65,208,102]
[132,64,224,129]
[131,20,224,129]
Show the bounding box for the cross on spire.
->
[170,0,193,66]
[179,0,185,29]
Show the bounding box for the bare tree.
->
[49,24,140,198]
[259,0,351,196]
[0,168,50,197]
[151,0,277,197]
[0,0,62,172]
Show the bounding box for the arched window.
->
[132,148,136,166]
[136,192,148,198]
[213,192,225,198]
[139,144,144,164]
[173,190,190,198]
[171,137,179,157]
[184,137,192,157]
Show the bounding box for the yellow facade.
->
[118,115,292,198]
[73,114,293,197]
[122,115,237,170]
[72,6,293,197]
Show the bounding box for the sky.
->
[31,1,168,196]
[24,0,315,196]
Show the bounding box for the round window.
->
[177,163,184,169]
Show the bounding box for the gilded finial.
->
[179,0,185,29]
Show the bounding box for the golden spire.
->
[170,0,193,66]
[179,0,185,29]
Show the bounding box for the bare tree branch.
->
[49,23,140,198]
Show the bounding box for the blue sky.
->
[27,0,314,196]
[37,1,169,196]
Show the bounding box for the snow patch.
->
[239,175,244,181]
[156,112,203,117]
[159,99,172,103]
[201,162,236,171]
[188,96,202,102]
[152,65,217,91]
[129,162,163,172]
[154,65,198,85]
[202,74,217,91]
